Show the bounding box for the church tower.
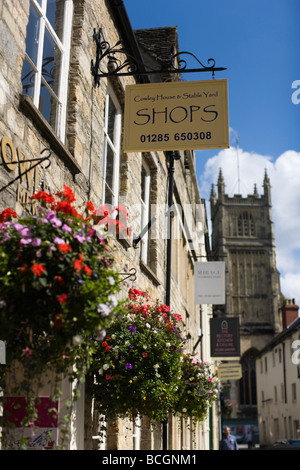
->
[210,169,282,419]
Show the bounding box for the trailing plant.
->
[174,352,218,425]
[0,186,124,448]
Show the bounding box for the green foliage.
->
[0,187,124,449]
[89,289,185,423]
[0,187,122,375]
[174,352,218,424]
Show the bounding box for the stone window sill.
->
[140,260,160,286]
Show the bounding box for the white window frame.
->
[101,85,121,207]
[140,160,151,263]
[22,0,73,143]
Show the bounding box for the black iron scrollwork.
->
[91,28,226,86]
[0,148,52,193]
[117,267,137,284]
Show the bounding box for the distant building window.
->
[21,0,73,142]
[102,87,121,206]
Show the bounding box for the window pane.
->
[108,96,116,142]
[104,146,114,205]
[42,26,61,96]
[21,58,35,97]
[39,80,59,128]
[46,0,64,41]
[25,2,40,66]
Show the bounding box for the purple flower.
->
[125,363,133,370]
[62,223,72,233]
[20,237,32,245]
[14,223,24,231]
[46,211,62,227]
[32,238,42,247]
[54,237,65,245]
[128,325,136,333]
[74,233,85,243]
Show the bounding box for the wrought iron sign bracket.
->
[117,267,137,284]
[91,28,227,86]
[0,148,52,193]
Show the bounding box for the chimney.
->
[281,299,299,329]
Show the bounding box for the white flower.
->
[145,323,151,328]
[166,342,171,347]
[98,368,103,375]
[182,408,187,413]
[72,335,83,346]
[108,294,118,307]
[108,276,115,286]
[143,344,147,350]
[153,364,160,369]
[103,364,110,370]
[97,303,111,317]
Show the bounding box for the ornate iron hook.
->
[91,28,226,85]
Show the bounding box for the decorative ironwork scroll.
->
[118,267,137,283]
[91,28,226,86]
[0,148,52,193]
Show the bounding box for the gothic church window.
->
[237,212,255,237]
[21,0,73,142]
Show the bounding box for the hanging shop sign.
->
[210,317,240,359]
[123,79,229,152]
[194,261,225,304]
[218,361,242,381]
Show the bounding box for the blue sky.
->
[124,0,300,307]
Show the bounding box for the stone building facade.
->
[256,300,300,446]
[0,0,218,450]
[210,169,282,420]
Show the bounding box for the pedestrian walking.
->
[219,426,239,450]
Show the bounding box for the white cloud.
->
[199,147,300,308]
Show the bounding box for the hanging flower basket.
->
[0,186,123,376]
[173,352,218,424]
[88,289,185,423]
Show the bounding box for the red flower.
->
[54,275,65,286]
[55,185,76,203]
[74,259,83,271]
[57,293,68,304]
[83,264,92,275]
[86,201,95,213]
[31,263,46,276]
[31,190,55,204]
[0,208,17,222]
[142,352,148,358]
[105,374,112,380]
[102,341,108,348]
[19,264,28,274]
[105,346,111,352]
[59,243,72,253]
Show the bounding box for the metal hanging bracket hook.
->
[91,28,227,85]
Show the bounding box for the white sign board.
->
[194,261,225,304]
